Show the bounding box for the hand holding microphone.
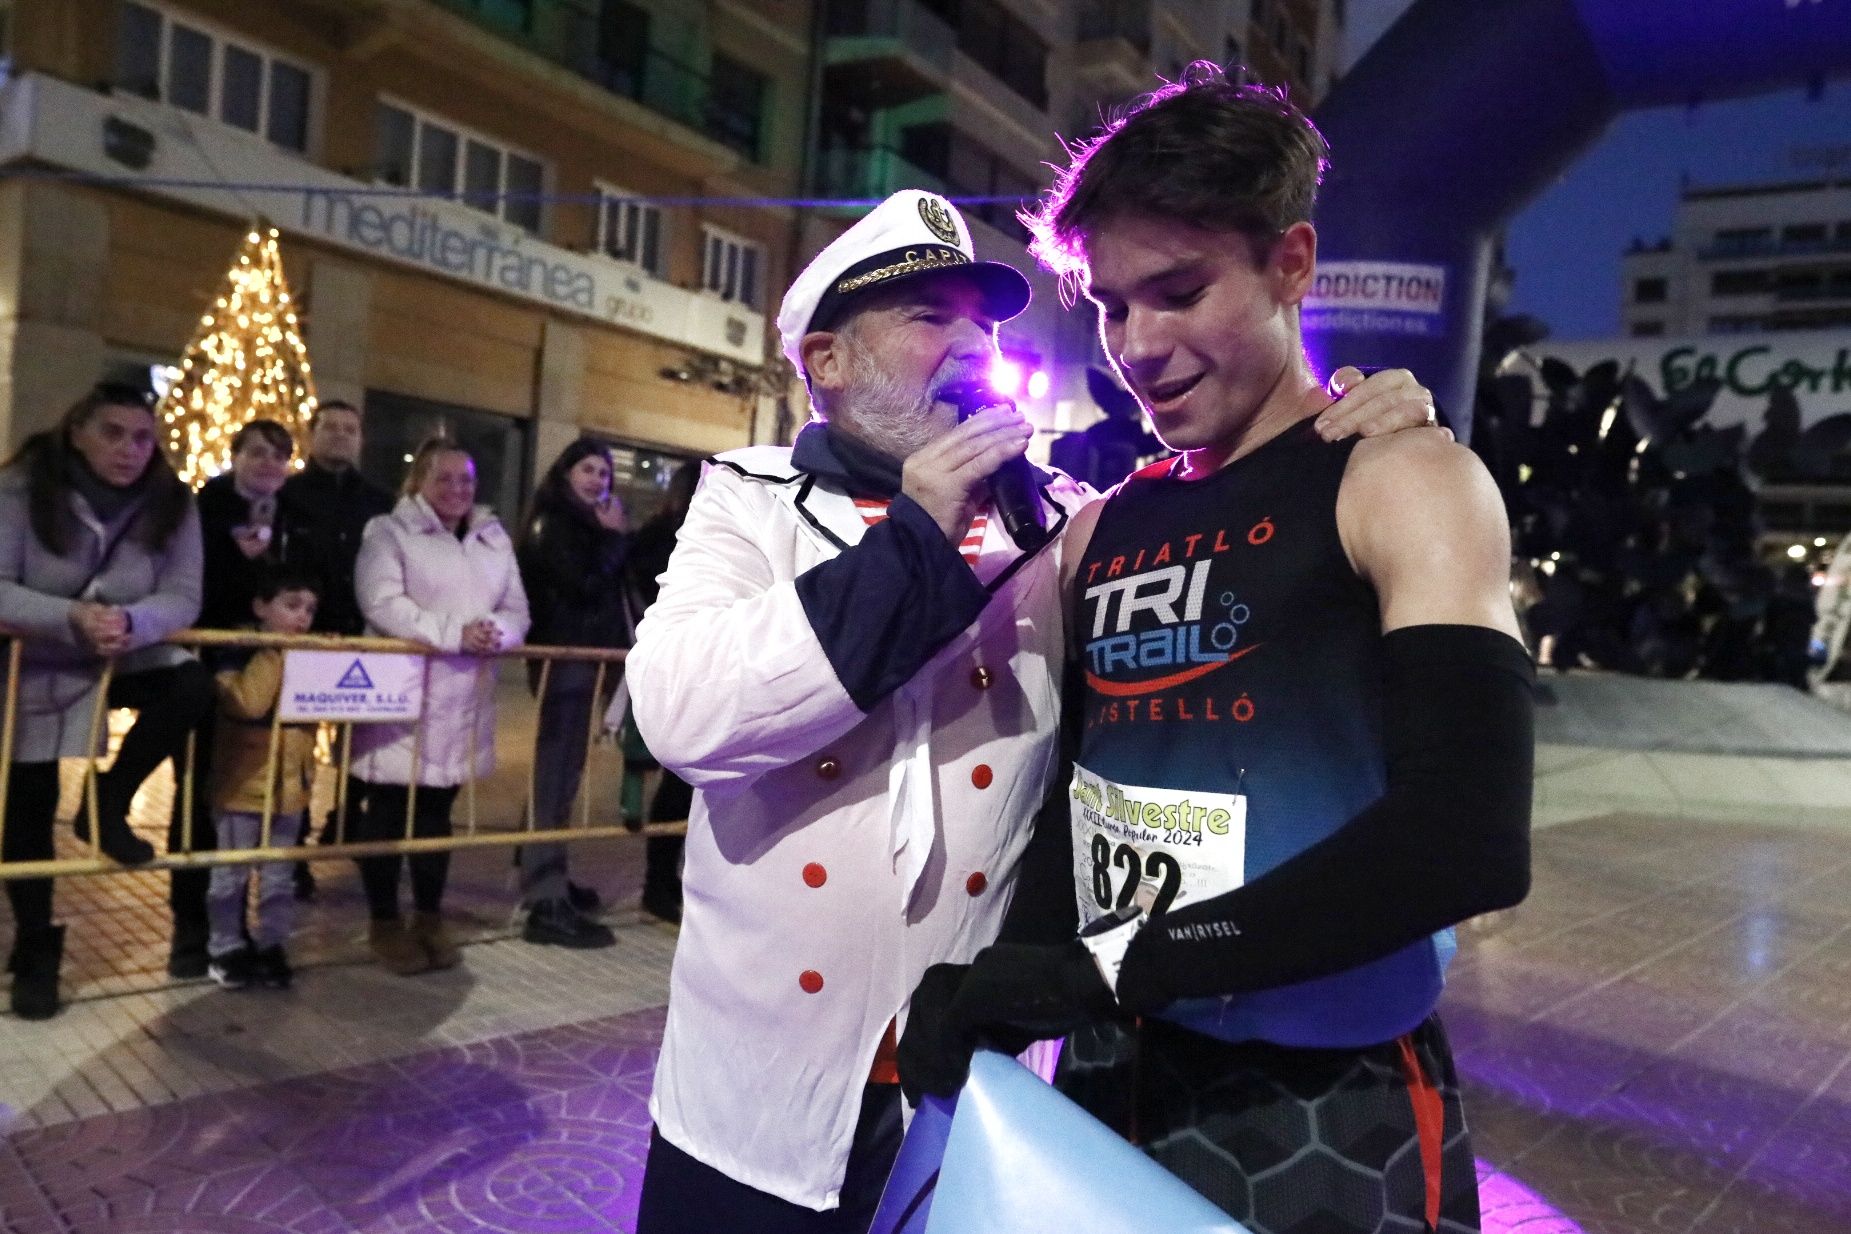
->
[897,378,1051,552]
[900,388,1042,550]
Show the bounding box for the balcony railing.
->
[1774,283,1851,303]
[1698,235,1851,260]
[818,145,949,201]
[435,0,763,161]
[822,0,956,108]
[826,0,957,57]
[1076,0,1152,50]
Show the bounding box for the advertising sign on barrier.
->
[279,651,425,722]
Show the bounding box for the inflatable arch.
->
[1309,0,1851,437]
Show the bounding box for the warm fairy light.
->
[156,226,318,486]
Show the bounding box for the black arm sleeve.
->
[793,493,991,712]
[1114,624,1535,1013]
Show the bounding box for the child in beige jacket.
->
[206,567,319,990]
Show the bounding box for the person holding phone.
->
[198,420,296,631]
[514,436,629,948]
[163,418,304,978]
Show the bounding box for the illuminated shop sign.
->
[0,73,766,365]
[1303,260,1448,338]
[1541,328,1851,428]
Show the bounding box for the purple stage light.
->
[990,358,1024,396]
[1027,369,1051,400]
[1477,1160,1586,1233]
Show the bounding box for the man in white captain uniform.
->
[624,189,1442,1232]
[626,190,1080,1232]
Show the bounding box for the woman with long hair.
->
[351,437,528,974]
[0,383,208,1018]
[514,437,630,948]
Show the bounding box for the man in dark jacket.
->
[278,400,394,898]
[279,400,394,636]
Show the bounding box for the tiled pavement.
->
[3,673,1851,1232]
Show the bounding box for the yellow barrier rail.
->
[0,626,683,881]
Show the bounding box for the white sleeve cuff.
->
[1079,912,1143,996]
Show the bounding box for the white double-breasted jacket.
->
[626,444,1090,1211]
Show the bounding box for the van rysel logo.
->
[917,196,960,245]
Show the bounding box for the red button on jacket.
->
[965,872,988,897]
[802,862,827,888]
[798,970,824,994]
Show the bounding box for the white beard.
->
[828,334,941,460]
[827,333,988,461]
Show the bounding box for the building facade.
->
[1556,177,1851,552]
[1622,178,1851,340]
[0,0,810,521]
[808,0,1342,445]
[0,0,1343,510]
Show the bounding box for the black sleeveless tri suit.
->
[1057,419,1482,1233]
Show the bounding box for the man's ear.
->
[799,330,845,393]
[1273,221,1317,306]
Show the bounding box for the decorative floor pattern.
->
[1447,812,1851,1234]
[0,1005,665,1234]
[5,801,1851,1231]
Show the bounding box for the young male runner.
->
[899,65,1534,1234]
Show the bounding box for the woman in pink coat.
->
[351,438,529,974]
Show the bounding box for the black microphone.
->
[942,381,1049,552]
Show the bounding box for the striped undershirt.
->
[854,498,988,565]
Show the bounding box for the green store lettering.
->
[1071,776,1231,836]
[1661,344,1851,400]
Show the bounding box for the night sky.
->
[1502,86,1851,340]
[1341,0,1851,342]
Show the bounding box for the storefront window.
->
[361,391,531,530]
[606,441,697,528]
[114,3,314,153]
[375,98,546,232]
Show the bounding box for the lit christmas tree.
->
[158,224,317,485]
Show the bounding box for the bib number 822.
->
[1090,834,1183,917]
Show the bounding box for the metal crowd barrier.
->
[0,628,680,881]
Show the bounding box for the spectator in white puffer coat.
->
[351,437,529,975]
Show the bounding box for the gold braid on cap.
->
[834,247,971,295]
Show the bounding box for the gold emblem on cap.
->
[918,196,960,245]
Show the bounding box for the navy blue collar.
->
[791,422,904,499]
[791,420,1055,499]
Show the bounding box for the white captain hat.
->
[776,189,1032,370]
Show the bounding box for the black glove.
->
[896,962,971,1106]
[897,942,1116,1104]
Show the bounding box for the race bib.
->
[1070,763,1246,926]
